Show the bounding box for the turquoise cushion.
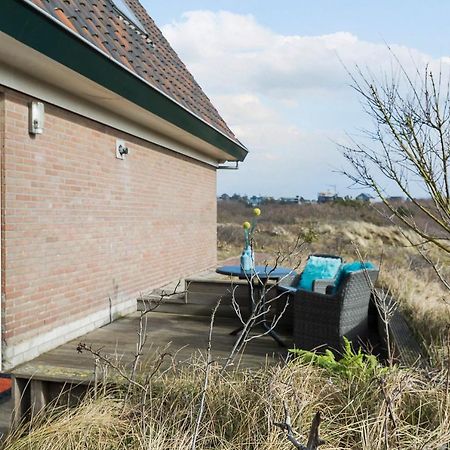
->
[298,256,342,291]
[332,261,376,293]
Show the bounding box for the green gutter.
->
[0,0,248,162]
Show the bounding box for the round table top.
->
[216,265,295,280]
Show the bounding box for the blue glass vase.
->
[240,246,254,273]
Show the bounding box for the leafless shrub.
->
[340,60,450,289]
[274,403,324,449]
[221,236,305,371]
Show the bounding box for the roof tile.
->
[29,0,240,144]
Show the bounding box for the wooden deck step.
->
[137,297,241,318]
[137,277,252,315]
[136,276,291,329]
[136,278,251,318]
[377,294,428,368]
[185,277,250,305]
[389,309,428,367]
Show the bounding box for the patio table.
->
[216,265,295,346]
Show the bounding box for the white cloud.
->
[163,11,440,97]
[161,10,450,198]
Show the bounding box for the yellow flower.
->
[243,221,251,229]
[253,208,261,216]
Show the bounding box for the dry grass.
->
[4,397,129,449]
[3,361,449,449]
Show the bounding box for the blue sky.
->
[148,1,450,57]
[142,1,450,199]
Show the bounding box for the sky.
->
[142,1,450,199]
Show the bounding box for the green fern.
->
[289,337,387,380]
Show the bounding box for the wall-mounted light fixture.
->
[29,101,45,135]
[116,139,130,160]
[217,161,239,170]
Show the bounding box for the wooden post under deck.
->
[30,379,49,419]
[11,376,30,429]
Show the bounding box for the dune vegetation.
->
[3,357,449,449]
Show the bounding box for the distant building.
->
[247,195,278,206]
[249,195,263,206]
[298,196,310,204]
[388,196,404,202]
[279,196,301,204]
[317,191,337,203]
[356,193,374,202]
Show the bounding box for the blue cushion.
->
[298,256,342,291]
[332,261,377,293]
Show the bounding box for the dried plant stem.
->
[190,298,221,450]
[221,238,304,372]
[274,402,324,449]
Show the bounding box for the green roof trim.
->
[1,0,248,162]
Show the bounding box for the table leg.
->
[262,323,286,347]
[230,278,286,347]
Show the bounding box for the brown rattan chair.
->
[292,268,379,352]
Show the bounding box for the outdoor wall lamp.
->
[116,139,130,160]
[218,161,239,170]
[29,101,45,135]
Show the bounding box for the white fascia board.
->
[0,31,233,166]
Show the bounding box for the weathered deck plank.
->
[10,311,291,384]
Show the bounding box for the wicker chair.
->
[293,269,379,352]
[276,254,342,332]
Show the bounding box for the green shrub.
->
[289,337,388,380]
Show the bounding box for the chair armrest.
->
[295,289,338,303]
[312,278,335,294]
[276,273,300,292]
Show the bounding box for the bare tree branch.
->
[274,403,324,450]
[340,59,450,290]
[221,237,305,371]
[190,298,222,450]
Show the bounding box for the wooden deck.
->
[379,294,428,368]
[11,310,291,384]
[9,299,291,426]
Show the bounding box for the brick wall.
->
[0,86,217,368]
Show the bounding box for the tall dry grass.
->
[3,361,449,449]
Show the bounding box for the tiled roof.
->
[28,0,241,145]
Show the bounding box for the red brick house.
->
[0,0,247,369]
